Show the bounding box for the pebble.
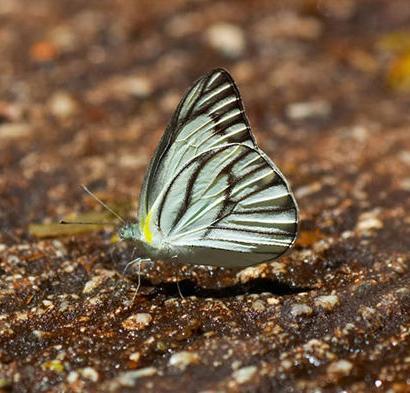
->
[206,23,246,57]
[314,295,339,311]
[122,313,153,330]
[129,352,141,362]
[67,371,79,383]
[399,178,410,191]
[295,182,322,199]
[267,297,280,305]
[286,100,331,120]
[231,360,242,370]
[356,209,383,235]
[168,351,199,370]
[303,339,325,352]
[256,13,323,40]
[0,101,23,122]
[236,264,266,282]
[83,276,104,294]
[358,306,382,329]
[252,300,266,312]
[271,262,287,274]
[327,359,353,377]
[232,365,257,384]
[399,150,410,165]
[117,368,157,386]
[290,304,313,317]
[281,359,293,370]
[32,330,46,339]
[117,76,153,98]
[80,367,99,382]
[0,123,31,140]
[48,92,77,118]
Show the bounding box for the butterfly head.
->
[119,223,140,241]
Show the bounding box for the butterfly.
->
[118,68,298,268]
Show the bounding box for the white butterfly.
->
[119,69,298,268]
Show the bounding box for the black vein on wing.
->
[206,160,297,240]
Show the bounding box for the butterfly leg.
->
[176,281,185,300]
[134,258,142,297]
[169,255,185,299]
[126,257,152,302]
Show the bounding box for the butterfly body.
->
[119,69,298,268]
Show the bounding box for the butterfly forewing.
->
[138,69,255,226]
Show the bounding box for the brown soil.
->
[0,1,409,392]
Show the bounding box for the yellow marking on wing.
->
[142,210,153,244]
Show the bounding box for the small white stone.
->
[286,100,331,120]
[231,360,242,370]
[83,270,115,294]
[252,300,266,312]
[48,92,77,118]
[0,123,31,140]
[118,154,148,169]
[290,303,313,317]
[80,367,99,382]
[399,178,410,191]
[327,360,353,377]
[206,23,246,57]
[314,295,339,311]
[281,359,293,370]
[67,371,79,384]
[356,209,383,235]
[295,182,322,199]
[32,330,46,339]
[52,240,67,257]
[267,297,280,305]
[168,351,199,370]
[236,264,266,282]
[122,313,153,330]
[129,352,141,362]
[232,365,257,384]
[399,150,410,165]
[83,276,104,294]
[118,368,157,386]
[15,312,28,321]
[271,262,287,274]
[118,76,152,98]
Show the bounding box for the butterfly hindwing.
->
[153,144,298,266]
[138,69,255,227]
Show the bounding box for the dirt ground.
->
[0,1,409,392]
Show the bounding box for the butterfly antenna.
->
[59,220,116,225]
[81,184,126,224]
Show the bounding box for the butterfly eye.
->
[119,226,127,239]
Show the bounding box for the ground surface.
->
[0,1,409,392]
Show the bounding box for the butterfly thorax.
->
[119,222,174,261]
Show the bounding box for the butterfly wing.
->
[155,143,298,267]
[138,69,256,229]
